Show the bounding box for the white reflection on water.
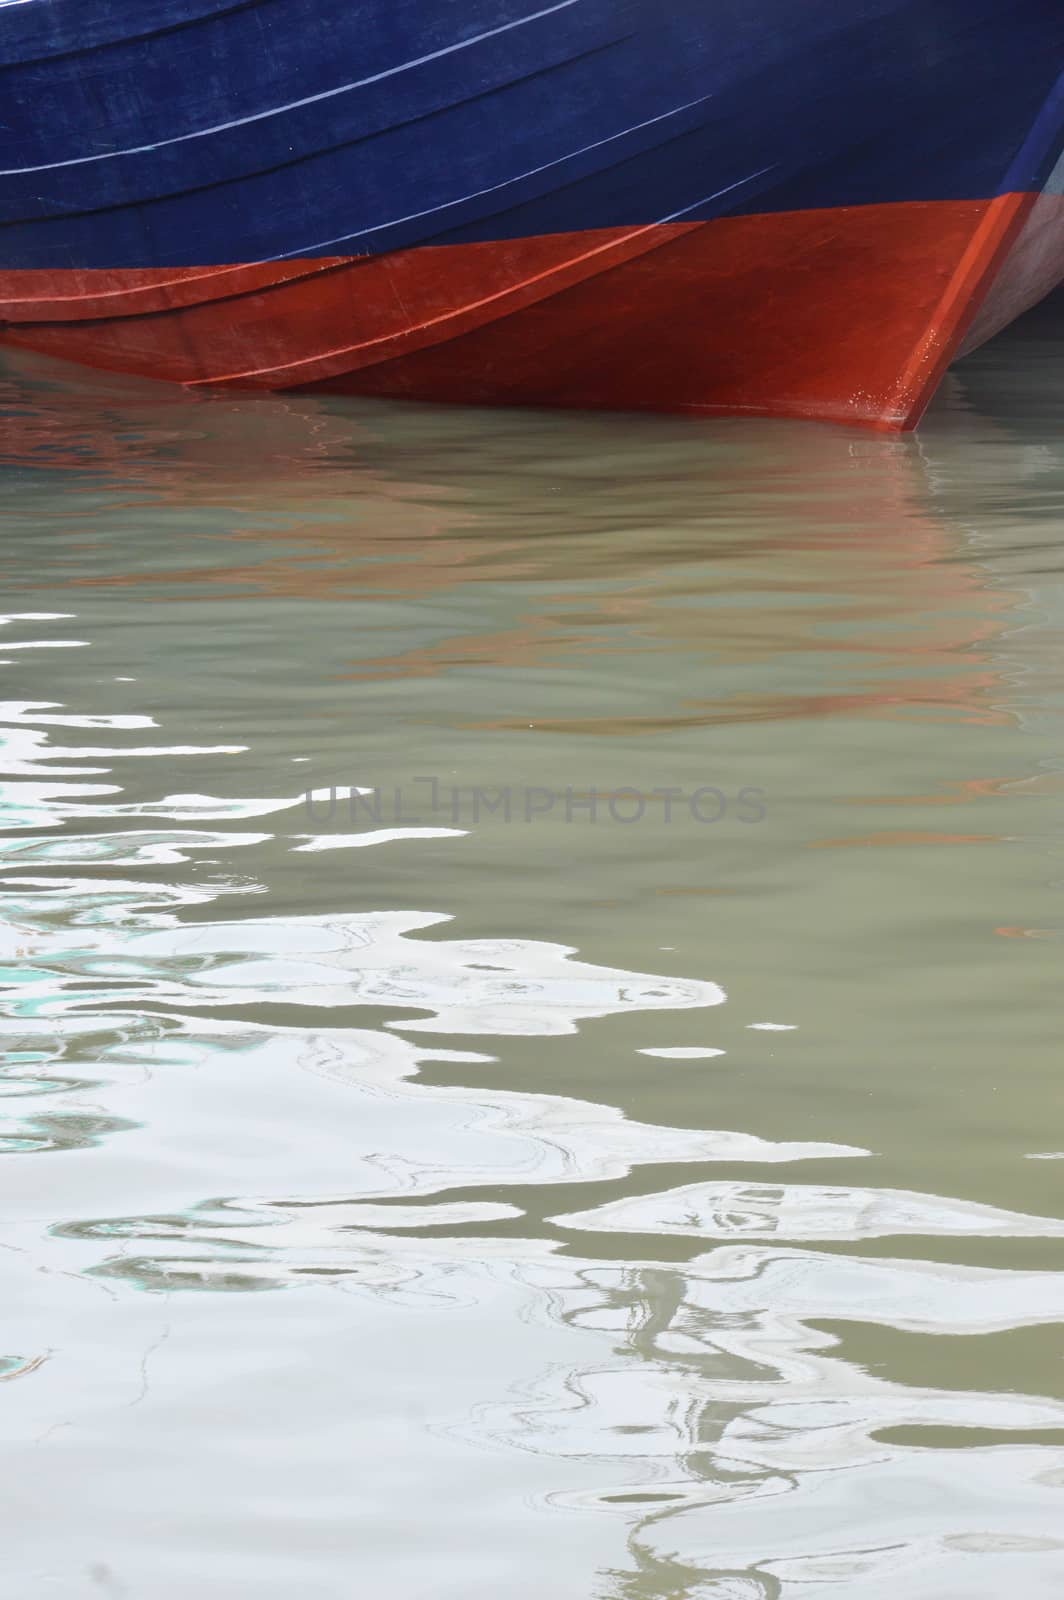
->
[554,1180,1064,1241]
[293,827,468,849]
[4,821,1062,1595]
[3,902,729,1031]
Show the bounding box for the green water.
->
[2,313,1063,1599]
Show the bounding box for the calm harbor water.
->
[2,309,1064,1599]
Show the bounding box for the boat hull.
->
[1,0,1062,427]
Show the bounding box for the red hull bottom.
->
[0,195,1051,429]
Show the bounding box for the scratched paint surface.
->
[2,0,1061,267]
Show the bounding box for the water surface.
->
[2,313,1064,1598]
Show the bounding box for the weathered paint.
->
[1,0,1062,426]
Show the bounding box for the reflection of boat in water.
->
[0,340,1040,731]
[1,2,1063,428]
[3,337,1050,786]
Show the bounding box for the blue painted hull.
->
[1,0,1061,268]
[1,0,1062,426]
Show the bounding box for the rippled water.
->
[3,311,1064,1599]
